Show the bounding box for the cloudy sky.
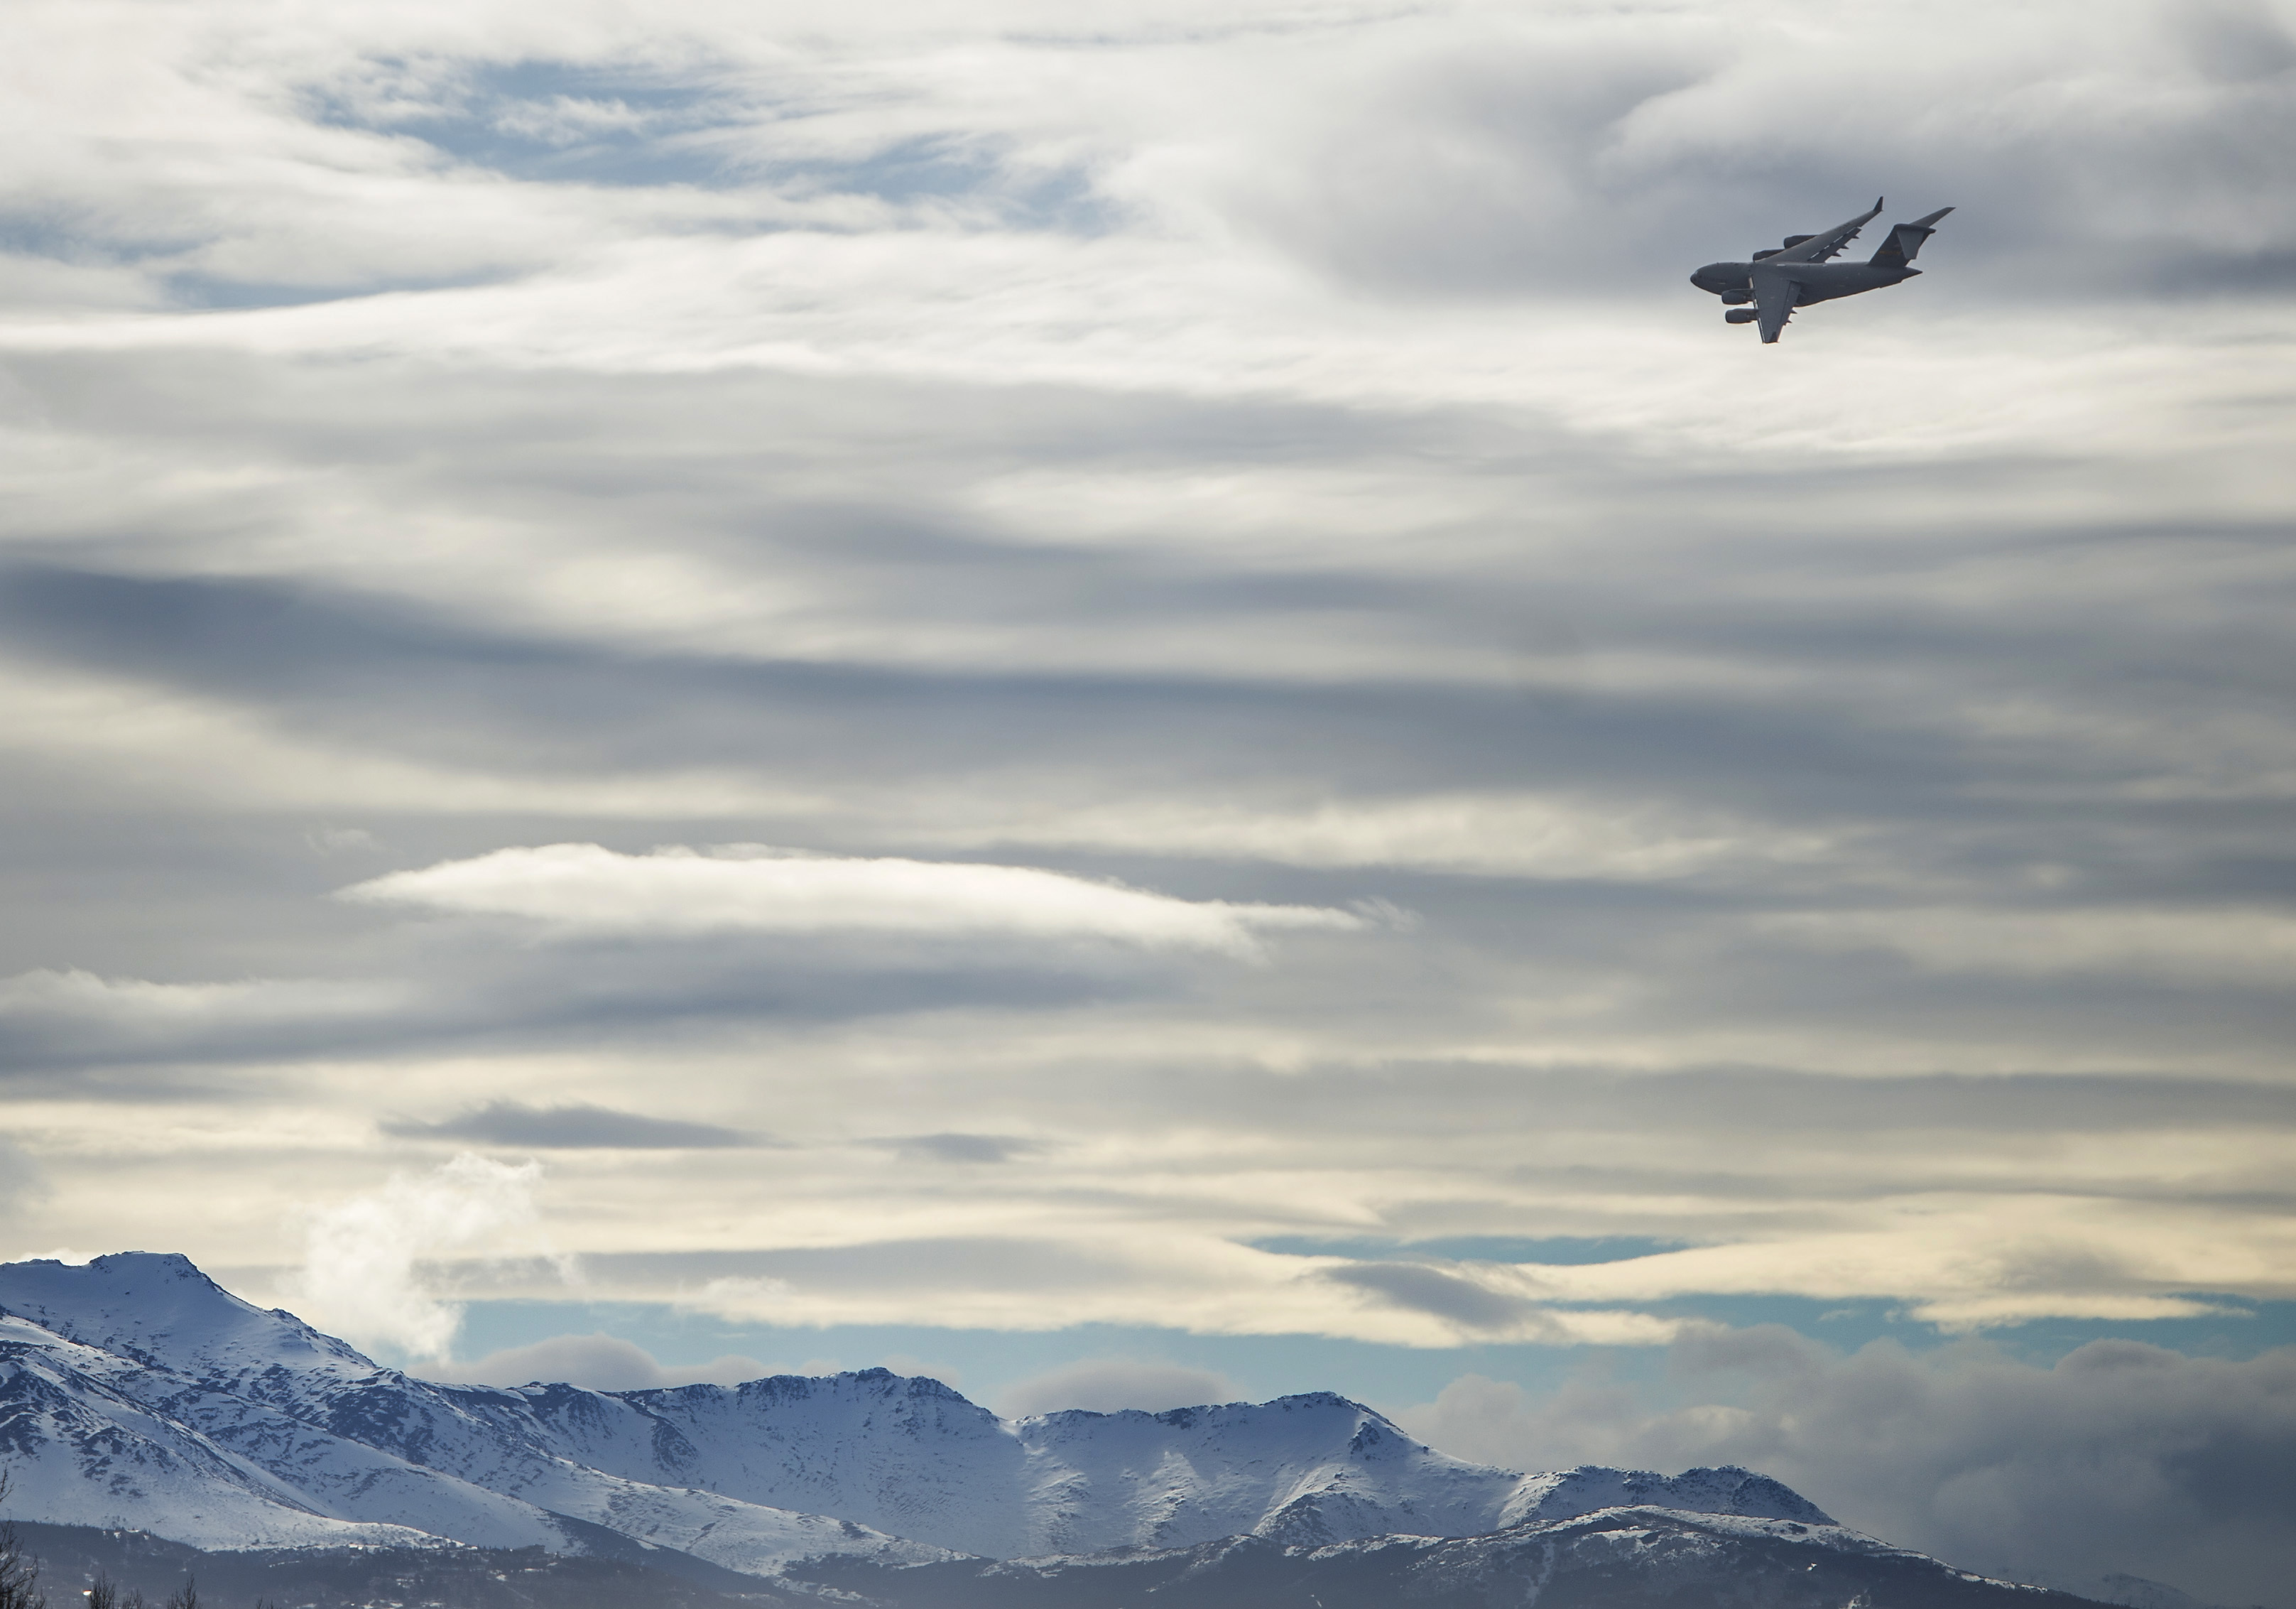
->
[4,0,2295,1601]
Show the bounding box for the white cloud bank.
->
[420,1331,768,1392]
[283,1152,562,1360]
[998,1358,1240,1418]
[340,843,1368,958]
[1398,1331,2296,1609]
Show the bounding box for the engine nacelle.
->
[1781,233,1815,248]
[1721,290,1753,305]
[1724,308,1760,324]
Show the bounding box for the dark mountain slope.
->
[793,1506,2113,1609]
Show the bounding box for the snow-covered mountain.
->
[0,1310,429,1551]
[0,1251,1825,1572]
[798,1505,2114,1609]
[0,1255,947,1574]
[0,1250,2104,1609]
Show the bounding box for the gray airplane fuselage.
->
[1690,259,1919,305]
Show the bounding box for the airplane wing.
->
[1767,197,1885,264]
[1751,265,1799,343]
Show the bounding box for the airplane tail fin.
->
[1870,207,1954,267]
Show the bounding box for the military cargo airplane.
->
[1690,198,1952,342]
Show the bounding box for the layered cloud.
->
[905,793,1841,884]
[0,1139,45,1211]
[0,0,2292,1598]
[1758,906,2296,986]
[4,0,2292,315]
[591,1237,1682,1347]
[0,968,408,1076]
[381,1100,761,1149]
[339,843,1367,958]
[1332,1219,2284,1334]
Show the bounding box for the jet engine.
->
[1752,234,1817,261]
[1724,308,1760,324]
[1721,290,1753,305]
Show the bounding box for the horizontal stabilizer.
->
[1871,205,1953,267]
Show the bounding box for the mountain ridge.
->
[0,1252,2125,1609]
[795,1505,2116,1609]
[1,1252,1826,1565]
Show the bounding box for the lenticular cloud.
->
[339,843,1364,958]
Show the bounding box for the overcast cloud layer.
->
[3,1,2294,1603]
